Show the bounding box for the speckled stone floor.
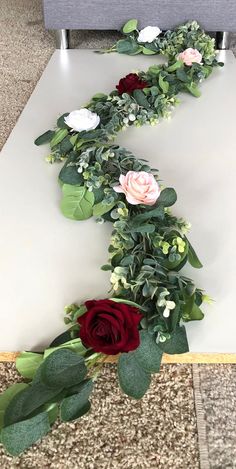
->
[1,1,236,468]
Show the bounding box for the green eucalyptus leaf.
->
[50,129,68,148]
[184,303,204,321]
[45,403,59,425]
[183,291,195,320]
[170,302,181,331]
[70,134,78,146]
[131,206,164,225]
[130,224,155,234]
[122,19,138,34]
[59,136,74,153]
[187,239,203,268]
[93,200,116,217]
[133,89,151,110]
[92,93,108,101]
[116,38,140,55]
[101,264,113,271]
[133,331,163,373]
[158,326,189,354]
[176,69,190,83]
[1,412,50,456]
[40,349,87,389]
[3,375,62,427]
[120,255,134,266]
[60,379,93,422]
[57,113,69,128]
[79,129,104,140]
[61,185,94,220]
[110,297,146,311]
[59,164,83,185]
[159,74,169,93]
[44,338,87,359]
[142,46,157,55]
[34,130,55,146]
[118,353,151,399]
[185,83,201,97]
[0,384,28,430]
[16,352,43,380]
[158,188,177,207]
[148,65,161,76]
[166,60,183,72]
[50,330,73,347]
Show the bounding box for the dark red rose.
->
[116,73,149,95]
[78,299,143,355]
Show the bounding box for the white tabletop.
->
[0,50,236,353]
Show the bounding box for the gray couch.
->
[43,0,236,49]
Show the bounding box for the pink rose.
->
[178,48,202,66]
[113,171,160,206]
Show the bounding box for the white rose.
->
[137,26,162,43]
[64,108,100,132]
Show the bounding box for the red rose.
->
[78,299,143,355]
[116,73,149,95]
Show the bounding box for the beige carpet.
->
[0,1,236,467]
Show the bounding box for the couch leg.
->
[216,31,230,50]
[55,29,70,49]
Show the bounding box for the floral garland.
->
[0,20,222,456]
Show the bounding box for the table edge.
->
[1,351,236,364]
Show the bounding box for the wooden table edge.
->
[1,351,236,364]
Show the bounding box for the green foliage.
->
[1,412,50,456]
[3,376,62,426]
[142,47,157,55]
[133,331,163,373]
[133,89,151,110]
[108,20,218,68]
[50,330,73,347]
[186,83,201,97]
[122,19,138,34]
[25,19,220,456]
[59,150,83,185]
[34,130,55,146]
[61,184,94,220]
[158,188,177,207]
[50,129,68,148]
[43,338,87,358]
[60,379,93,421]
[60,136,74,153]
[188,303,204,320]
[0,384,28,430]
[0,348,93,456]
[93,200,116,216]
[16,352,43,379]
[166,60,183,72]
[92,93,108,101]
[116,38,141,55]
[118,353,151,399]
[158,326,189,354]
[159,74,169,93]
[187,239,203,268]
[40,349,87,388]
[57,113,69,128]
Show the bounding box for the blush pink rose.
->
[178,48,202,66]
[113,171,160,206]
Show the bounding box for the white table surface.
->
[0,50,236,353]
